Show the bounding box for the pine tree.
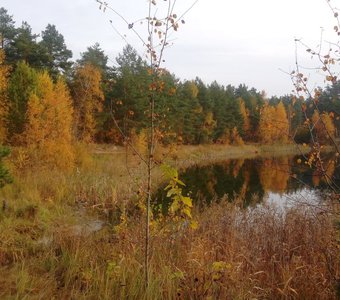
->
[175,80,202,144]
[78,43,110,77]
[40,24,73,78]
[0,7,16,50]
[111,45,150,137]
[6,21,47,68]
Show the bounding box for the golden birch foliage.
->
[258,103,275,143]
[0,50,10,143]
[275,101,289,143]
[259,102,289,143]
[25,72,75,171]
[321,113,335,140]
[312,111,336,143]
[72,64,104,143]
[130,128,148,157]
[231,127,244,146]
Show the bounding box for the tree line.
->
[0,7,338,169]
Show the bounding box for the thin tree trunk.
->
[145,94,154,288]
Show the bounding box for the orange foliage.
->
[0,50,10,143]
[312,111,335,143]
[231,127,244,146]
[232,159,244,178]
[259,157,289,193]
[258,102,289,144]
[130,128,148,157]
[275,102,289,143]
[24,72,75,171]
[72,64,104,143]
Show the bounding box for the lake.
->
[156,153,340,211]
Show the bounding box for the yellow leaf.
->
[190,220,198,230]
[182,196,192,207]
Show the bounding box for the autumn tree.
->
[258,101,289,143]
[258,103,275,143]
[71,63,104,143]
[231,127,244,145]
[0,49,10,143]
[268,95,303,138]
[275,101,289,143]
[316,82,340,137]
[96,0,199,287]
[290,1,340,193]
[311,111,335,144]
[235,84,264,140]
[24,72,75,170]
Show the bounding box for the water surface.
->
[156,153,339,210]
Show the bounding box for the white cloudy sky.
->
[1,0,338,96]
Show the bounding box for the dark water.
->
[155,153,340,210]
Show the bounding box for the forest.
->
[0,4,339,299]
[0,7,339,156]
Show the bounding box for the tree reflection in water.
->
[156,153,339,210]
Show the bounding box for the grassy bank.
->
[1,198,338,299]
[0,143,338,299]
[170,143,310,168]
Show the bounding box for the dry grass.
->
[168,201,339,299]
[0,198,338,299]
[0,143,338,299]
[162,143,311,170]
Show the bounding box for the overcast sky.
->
[1,0,338,96]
